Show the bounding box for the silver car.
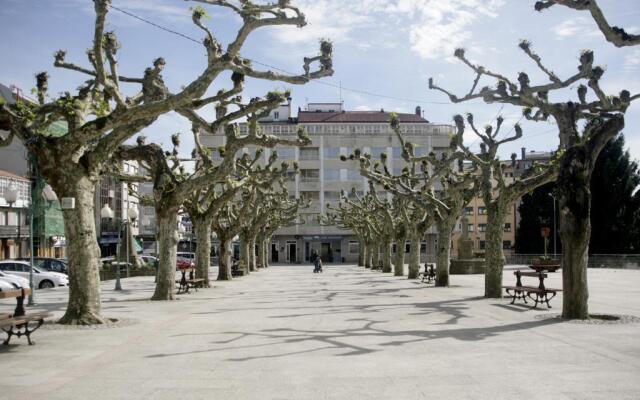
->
[0,260,69,289]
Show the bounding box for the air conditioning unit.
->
[60,197,75,210]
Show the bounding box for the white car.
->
[0,270,30,289]
[0,260,69,289]
[0,279,15,292]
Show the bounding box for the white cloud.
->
[624,49,640,71]
[552,16,600,39]
[271,0,505,60]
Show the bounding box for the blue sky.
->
[1,0,639,161]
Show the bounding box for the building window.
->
[478,223,487,233]
[349,241,360,254]
[300,191,320,201]
[324,169,340,181]
[370,147,387,159]
[504,223,512,232]
[324,191,341,202]
[405,242,411,254]
[503,240,512,249]
[468,224,474,232]
[275,147,295,160]
[480,240,486,250]
[465,207,473,216]
[392,147,403,158]
[300,169,319,182]
[274,111,280,120]
[478,207,487,215]
[420,241,427,253]
[347,169,362,181]
[324,147,340,160]
[299,147,319,161]
[284,170,297,181]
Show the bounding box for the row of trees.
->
[326,0,638,319]
[0,0,333,324]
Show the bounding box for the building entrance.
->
[271,243,279,262]
[286,241,296,263]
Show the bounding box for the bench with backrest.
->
[420,263,436,284]
[502,270,562,308]
[0,288,52,345]
[175,269,205,294]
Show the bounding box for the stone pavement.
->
[1,264,640,400]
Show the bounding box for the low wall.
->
[504,254,640,269]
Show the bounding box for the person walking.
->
[312,251,323,273]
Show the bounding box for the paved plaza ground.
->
[1,264,640,399]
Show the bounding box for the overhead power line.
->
[107,4,452,106]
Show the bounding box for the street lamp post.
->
[102,203,136,291]
[3,181,35,305]
[548,193,557,258]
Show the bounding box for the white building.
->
[202,101,454,263]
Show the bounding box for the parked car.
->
[176,252,195,270]
[0,260,69,289]
[17,257,68,274]
[0,279,15,291]
[140,255,159,267]
[0,270,30,288]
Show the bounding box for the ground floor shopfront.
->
[270,234,439,264]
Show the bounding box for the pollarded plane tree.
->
[184,147,290,285]
[338,190,390,270]
[117,91,312,297]
[535,0,640,47]
[429,40,636,319]
[322,199,376,268]
[452,114,557,298]
[371,142,437,279]
[352,117,479,286]
[255,194,307,269]
[0,0,332,324]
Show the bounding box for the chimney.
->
[521,147,526,161]
[415,106,421,116]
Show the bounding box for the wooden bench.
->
[175,277,205,294]
[0,288,52,345]
[420,263,436,284]
[502,270,562,309]
[231,263,246,277]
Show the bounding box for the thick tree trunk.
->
[382,238,392,273]
[262,238,270,268]
[484,204,506,298]
[364,241,373,268]
[358,239,364,267]
[248,235,257,271]
[435,218,454,287]
[57,175,105,325]
[558,149,592,319]
[361,242,367,268]
[372,242,380,269]
[407,230,421,279]
[152,208,179,300]
[192,217,212,287]
[239,235,250,275]
[393,233,407,276]
[217,235,232,281]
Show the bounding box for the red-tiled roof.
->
[298,111,429,124]
[0,170,29,181]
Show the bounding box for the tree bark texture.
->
[152,208,179,300]
[558,146,592,319]
[393,233,407,276]
[217,235,232,281]
[435,218,454,287]
[484,203,506,298]
[407,230,421,279]
[193,217,212,287]
[256,238,265,269]
[372,242,380,269]
[248,236,257,271]
[382,238,392,273]
[239,236,250,275]
[364,241,373,268]
[57,176,105,325]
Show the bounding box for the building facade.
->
[202,101,454,263]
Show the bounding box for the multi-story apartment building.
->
[95,161,141,257]
[202,101,455,263]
